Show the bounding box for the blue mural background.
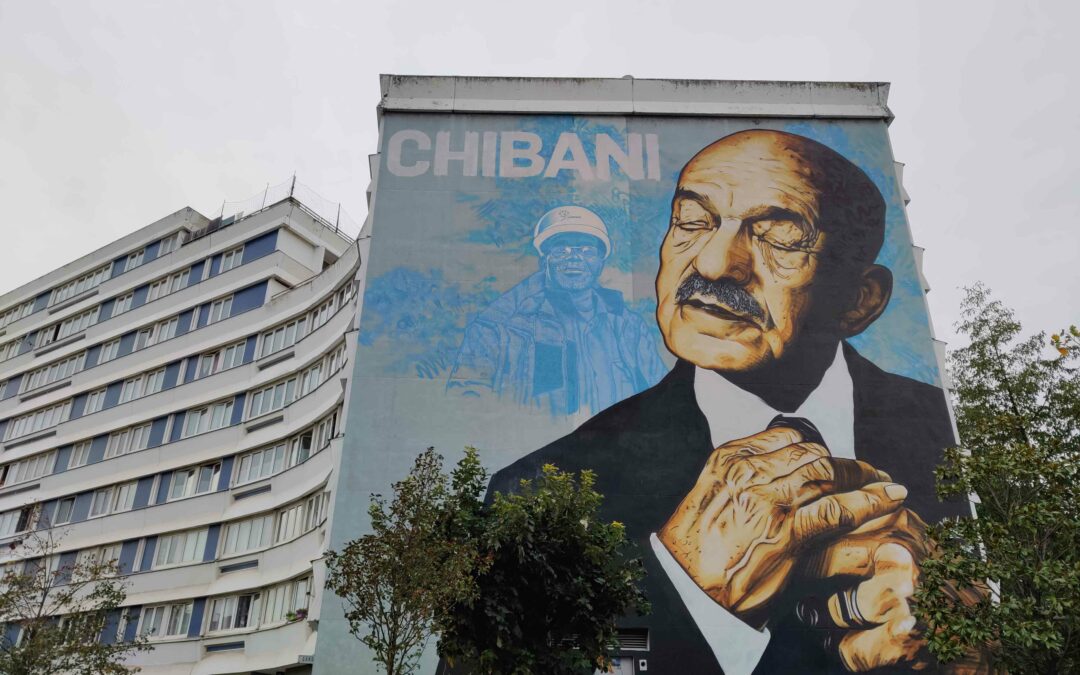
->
[358,114,940,391]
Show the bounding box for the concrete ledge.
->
[3,428,57,449]
[380,75,893,121]
[0,481,41,497]
[256,349,294,370]
[204,640,245,653]
[34,332,85,357]
[244,413,284,433]
[19,379,72,402]
[219,559,259,574]
[233,484,271,500]
[47,288,99,314]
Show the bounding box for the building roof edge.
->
[378,75,893,122]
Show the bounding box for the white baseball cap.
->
[533,206,611,258]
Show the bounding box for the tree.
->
[915,285,1080,674]
[0,530,151,674]
[325,448,487,675]
[437,463,650,675]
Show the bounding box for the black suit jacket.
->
[485,344,967,674]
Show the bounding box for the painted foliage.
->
[327,112,967,674]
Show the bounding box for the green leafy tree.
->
[438,463,650,675]
[915,285,1080,674]
[0,530,151,674]
[325,448,487,675]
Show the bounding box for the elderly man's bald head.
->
[681,129,887,274]
[656,128,894,374]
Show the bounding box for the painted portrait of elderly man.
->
[482,130,974,674]
[448,205,667,417]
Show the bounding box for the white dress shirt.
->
[650,343,855,675]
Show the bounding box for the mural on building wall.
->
[332,113,977,674]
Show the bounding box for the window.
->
[77,542,123,571]
[192,341,245,381]
[112,293,134,316]
[134,327,152,350]
[68,440,92,469]
[122,249,144,273]
[0,451,57,487]
[275,492,327,544]
[146,280,166,302]
[153,528,208,568]
[104,424,151,459]
[287,433,313,467]
[119,368,165,404]
[302,491,328,532]
[88,482,136,518]
[328,341,347,374]
[118,377,138,403]
[0,506,35,538]
[84,388,107,415]
[50,265,110,305]
[314,407,341,450]
[182,400,233,438]
[195,353,216,380]
[299,362,323,397]
[42,555,62,577]
[0,301,32,329]
[172,269,190,290]
[53,497,75,525]
[37,307,100,348]
[310,297,333,332]
[0,300,34,330]
[234,443,286,486]
[206,296,233,325]
[139,602,192,639]
[168,462,220,501]
[219,247,243,274]
[146,269,189,302]
[208,593,258,632]
[0,339,21,362]
[136,316,179,350]
[259,317,307,358]
[247,377,296,419]
[221,514,274,557]
[57,307,100,340]
[23,352,86,392]
[220,341,246,370]
[157,233,180,256]
[4,400,72,440]
[98,339,120,364]
[156,317,179,344]
[262,576,310,624]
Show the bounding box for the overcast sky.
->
[1,0,1076,347]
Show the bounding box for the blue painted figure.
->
[448,206,667,416]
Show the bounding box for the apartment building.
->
[0,184,363,674]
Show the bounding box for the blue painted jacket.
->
[448,272,667,416]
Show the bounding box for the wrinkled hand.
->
[801,510,993,673]
[658,426,910,625]
[799,535,927,671]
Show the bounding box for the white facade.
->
[0,190,364,674]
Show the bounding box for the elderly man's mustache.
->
[675,273,767,325]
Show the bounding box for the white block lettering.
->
[387,130,431,177]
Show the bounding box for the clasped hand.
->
[658,426,909,627]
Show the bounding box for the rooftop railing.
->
[184,178,361,246]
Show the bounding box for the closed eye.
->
[673,219,713,232]
[756,237,816,253]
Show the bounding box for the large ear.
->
[839,264,892,336]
